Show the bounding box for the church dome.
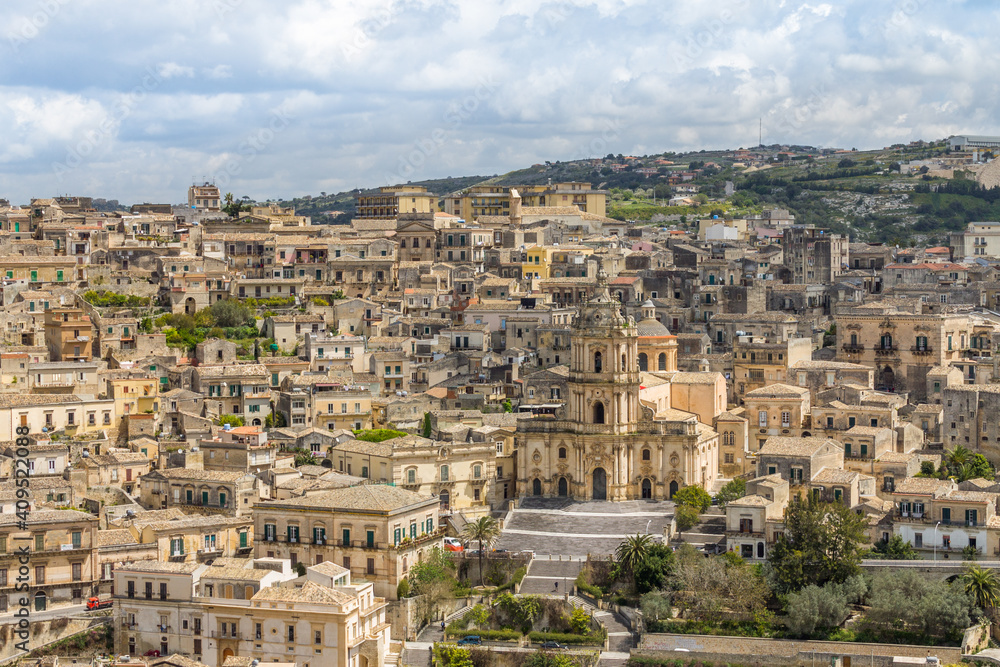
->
[637,316,670,337]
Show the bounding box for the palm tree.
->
[962,564,1000,614]
[615,533,653,573]
[462,516,502,586]
[946,445,972,469]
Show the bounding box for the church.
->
[518,271,722,501]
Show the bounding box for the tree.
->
[568,605,591,634]
[524,652,577,667]
[714,479,746,509]
[502,399,513,413]
[422,412,432,438]
[639,591,673,622]
[784,578,864,637]
[673,485,712,513]
[768,494,868,593]
[633,543,675,594]
[674,505,699,539]
[867,534,919,560]
[218,414,244,428]
[673,549,770,625]
[838,158,856,169]
[961,564,1000,613]
[462,516,501,586]
[615,533,653,573]
[210,299,254,328]
[409,547,456,623]
[864,569,974,639]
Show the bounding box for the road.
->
[0,602,91,624]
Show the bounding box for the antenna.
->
[759,118,762,148]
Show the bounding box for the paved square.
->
[497,497,675,556]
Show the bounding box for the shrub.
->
[396,578,410,598]
[353,428,407,442]
[575,571,603,598]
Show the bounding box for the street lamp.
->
[646,519,652,534]
[934,521,941,561]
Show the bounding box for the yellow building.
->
[107,377,159,417]
[356,186,436,220]
[0,255,83,284]
[447,183,607,220]
[131,515,254,563]
[522,245,595,280]
[0,394,117,440]
[0,509,99,610]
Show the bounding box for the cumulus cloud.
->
[0,0,993,203]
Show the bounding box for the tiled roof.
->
[259,484,435,512]
[251,580,354,604]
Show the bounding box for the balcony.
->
[211,631,242,640]
[873,345,897,357]
[841,343,865,353]
[938,519,985,527]
[911,346,934,356]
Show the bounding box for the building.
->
[0,509,99,611]
[44,307,93,362]
[138,468,258,518]
[518,270,720,501]
[782,226,848,284]
[253,485,442,600]
[950,221,1000,260]
[188,183,222,211]
[200,426,279,475]
[356,186,436,220]
[114,559,394,667]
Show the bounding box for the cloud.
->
[0,0,995,203]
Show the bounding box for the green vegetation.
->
[768,494,868,593]
[352,428,407,442]
[83,290,152,308]
[673,505,699,539]
[422,412,432,438]
[218,415,244,428]
[672,485,712,513]
[714,478,746,509]
[866,534,919,560]
[462,516,502,586]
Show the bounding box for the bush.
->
[674,485,712,512]
[575,571,603,598]
[353,428,407,442]
[396,578,410,598]
[210,299,255,328]
[528,631,602,645]
[446,628,520,641]
[496,566,528,593]
[219,415,245,428]
[784,582,852,637]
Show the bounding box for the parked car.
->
[540,641,567,650]
[701,542,723,555]
[457,636,482,646]
[443,537,464,552]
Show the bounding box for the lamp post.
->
[934,521,941,561]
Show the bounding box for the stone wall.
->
[0,615,109,663]
[638,633,962,667]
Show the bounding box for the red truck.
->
[87,597,112,610]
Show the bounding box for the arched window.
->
[638,353,648,372]
[658,353,667,371]
[532,478,542,496]
[440,465,449,482]
[641,448,651,461]
[558,447,567,459]
[593,402,605,425]
[407,469,416,484]
[594,351,603,373]
[621,354,627,371]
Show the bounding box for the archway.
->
[184,297,197,315]
[222,649,234,661]
[881,365,895,391]
[638,353,648,372]
[592,468,607,501]
[658,353,666,371]
[34,591,46,611]
[594,351,603,373]
[532,478,542,496]
[621,354,627,372]
[251,418,261,426]
[641,479,652,499]
[558,477,568,497]
[593,402,605,424]
[668,480,679,499]
[439,490,450,509]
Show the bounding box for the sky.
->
[0,0,996,205]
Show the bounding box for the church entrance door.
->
[592,468,607,500]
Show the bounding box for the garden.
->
[573,491,998,648]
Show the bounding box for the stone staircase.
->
[519,557,584,595]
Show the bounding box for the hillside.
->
[277,139,1000,246]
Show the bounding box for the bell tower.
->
[566,269,640,434]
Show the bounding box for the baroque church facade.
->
[518,272,720,501]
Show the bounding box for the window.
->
[288,625,295,643]
[758,411,767,428]
[72,563,81,582]
[367,558,375,575]
[780,411,790,428]
[440,465,449,481]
